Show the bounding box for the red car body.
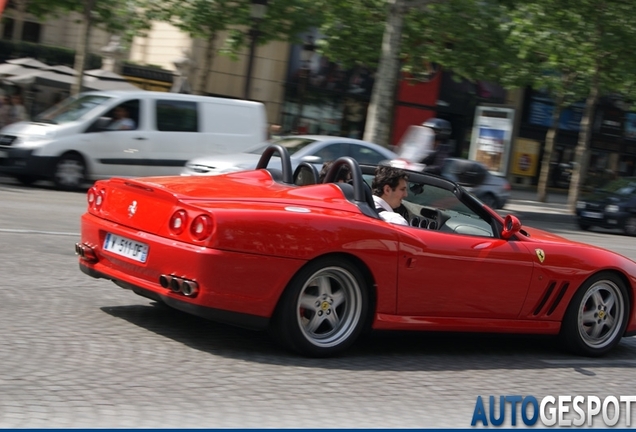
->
[77,150,636,357]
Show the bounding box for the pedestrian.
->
[8,94,28,124]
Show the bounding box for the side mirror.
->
[88,117,111,132]
[501,214,522,239]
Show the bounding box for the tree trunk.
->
[536,93,563,202]
[196,33,217,96]
[71,0,96,96]
[567,83,599,213]
[363,0,406,146]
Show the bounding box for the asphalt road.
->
[1,177,636,428]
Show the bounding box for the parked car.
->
[439,158,511,209]
[181,135,397,177]
[576,176,636,236]
[0,90,267,190]
[77,145,636,358]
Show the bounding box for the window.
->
[156,100,199,132]
[349,144,386,164]
[313,144,347,163]
[2,18,41,43]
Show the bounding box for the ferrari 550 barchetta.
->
[77,145,636,357]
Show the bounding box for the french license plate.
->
[581,211,603,219]
[103,232,149,263]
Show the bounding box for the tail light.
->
[169,210,188,235]
[190,214,213,241]
[87,186,105,210]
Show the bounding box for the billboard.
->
[469,106,515,176]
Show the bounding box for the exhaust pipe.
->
[75,242,97,263]
[181,280,199,297]
[158,274,199,297]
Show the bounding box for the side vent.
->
[532,280,571,317]
[533,281,555,316]
[546,282,569,316]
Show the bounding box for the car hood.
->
[581,191,628,205]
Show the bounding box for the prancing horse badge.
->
[535,249,545,263]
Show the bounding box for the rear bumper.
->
[80,263,269,330]
[78,212,305,328]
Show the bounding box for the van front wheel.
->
[54,153,86,191]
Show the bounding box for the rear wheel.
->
[271,257,371,357]
[54,153,86,191]
[480,193,498,209]
[624,216,636,236]
[561,272,629,356]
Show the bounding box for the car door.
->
[84,98,149,178]
[396,185,534,319]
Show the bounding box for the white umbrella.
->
[83,69,139,91]
[0,57,48,78]
[7,65,77,90]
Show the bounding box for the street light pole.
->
[243,0,268,100]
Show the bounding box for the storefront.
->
[516,89,636,188]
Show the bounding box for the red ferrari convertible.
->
[77,145,636,357]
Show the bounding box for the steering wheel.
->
[255,144,293,184]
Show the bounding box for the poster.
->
[469,106,515,176]
[510,138,540,177]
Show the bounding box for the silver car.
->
[440,158,511,209]
[181,135,397,177]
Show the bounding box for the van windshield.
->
[34,95,112,125]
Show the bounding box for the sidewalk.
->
[506,187,569,213]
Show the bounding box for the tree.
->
[406,0,636,209]
[27,0,152,95]
[151,0,324,96]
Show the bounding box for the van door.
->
[85,98,150,179]
[138,98,202,177]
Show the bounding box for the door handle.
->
[133,137,147,140]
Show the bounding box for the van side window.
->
[156,100,199,132]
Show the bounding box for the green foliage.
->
[26,0,152,48]
[0,40,102,69]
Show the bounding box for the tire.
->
[561,272,629,356]
[481,193,498,209]
[15,175,37,186]
[624,216,636,236]
[578,219,591,231]
[271,257,371,357]
[54,153,86,191]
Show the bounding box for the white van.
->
[0,90,267,189]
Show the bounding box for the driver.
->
[371,166,409,226]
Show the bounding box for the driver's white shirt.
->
[373,195,408,226]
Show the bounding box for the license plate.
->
[103,232,149,263]
[581,211,603,219]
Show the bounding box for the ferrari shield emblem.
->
[535,249,545,263]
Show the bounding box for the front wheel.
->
[561,272,629,356]
[623,216,636,236]
[54,153,86,191]
[271,257,371,357]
